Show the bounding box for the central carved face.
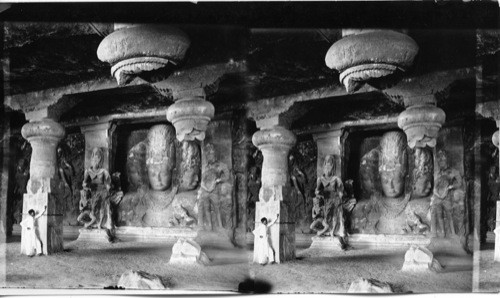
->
[379,131,407,198]
[380,170,404,198]
[148,162,171,191]
[146,124,175,191]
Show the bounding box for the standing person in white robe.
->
[20,206,46,256]
[253,213,279,265]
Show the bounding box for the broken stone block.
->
[401,245,443,273]
[117,270,166,290]
[347,278,393,293]
[169,238,210,265]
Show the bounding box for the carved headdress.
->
[146,124,175,165]
[378,131,407,175]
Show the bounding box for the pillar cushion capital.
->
[21,118,65,188]
[97,25,190,85]
[397,104,445,148]
[252,126,297,149]
[325,30,418,93]
[21,118,65,141]
[166,97,215,142]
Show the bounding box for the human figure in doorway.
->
[253,214,279,265]
[20,205,46,256]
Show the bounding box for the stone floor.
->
[2,235,473,294]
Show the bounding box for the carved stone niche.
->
[397,104,446,148]
[325,29,419,93]
[97,24,191,85]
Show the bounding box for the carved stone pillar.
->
[252,125,296,263]
[20,117,65,255]
[313,129,343,178]
[81,122,116,172]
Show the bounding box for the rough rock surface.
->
[117,270,166,290]
[347,278,393,293]
[401,245,443,273]
[169,238,210,265]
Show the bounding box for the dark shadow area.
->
[6,235,20,243]
[238,278,272,294]
[6,274,43,282]
[439,265,472,273]
[208,258,249,266]
[481,242,495,250]
[103,285,125,290]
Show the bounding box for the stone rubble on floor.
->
[117,270,167,290]
[169,238,211,265]
[401,245,443,273]
[347,277,394,293]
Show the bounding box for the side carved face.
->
[90,147,103,169]
[412,148,433,197]
[323,155,335,177]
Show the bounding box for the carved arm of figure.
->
[267,214,280,227]
[450,170,463,190]
[433,185,452,202]
[79,191,88,212]
[215,162,231,184]
[103,169,112,192]
[334,176,344,199]
[291,166,307,194]
[82,169,91,191]
[315,178,324,196]
[312,206,319,220]
[35,206,47,219]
